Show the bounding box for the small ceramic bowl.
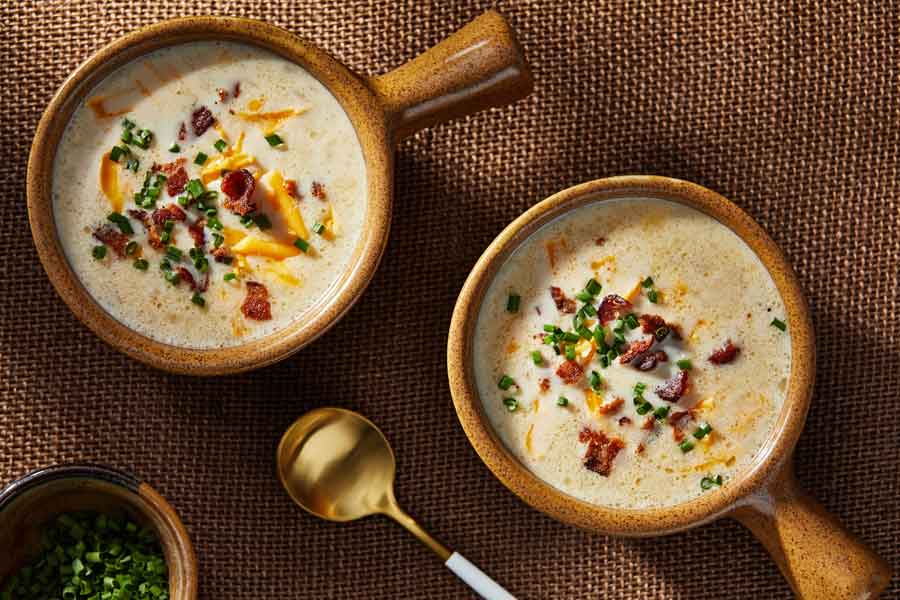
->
[28,12,533,375]
[447,176,892,598]
[0,464,197,600]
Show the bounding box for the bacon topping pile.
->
[152,203,186,226]
[191,106,214,136]
[656,370,689,402]
[241,281,272,321]
[550,286,576,313]
[598,294,631,324]
[638,313,682,341]
[709,340,740,364]
[597,397,624,414]
[152,159,188,196]
[92,225,129,257]
[221,168,257,216]
[619,336,655,364]
[127,209,163,249]
[175,267,195,290]
[555,359,584,384]
[579,427,625,477]
[212,246,232,263]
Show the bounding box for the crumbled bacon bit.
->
[668,409,694,442]
[233,82,241,98]
[311,181,326,200]
[598,294,631,324]
[709,340,740,364]
[176,267,196,290]
[619,336,655,364]
[221,169,257,216]
[595,237,606,246]
[579,427,624,476]
[128,209,164,249]
[153,159,189,197]
[597,397,624,414]
[633,353,659,371]
[178,122,187,141]
[212,247,232,263]
[283,179,299,198]
[618,416,632,426]
[673,428,685,442]
[188,218,205,249]
[656,370,689,402]
[241,281,272,320]
[92,225,129,257]
[152,203,186,226]
[655,350,668,362]
[556,360,584,384]
[550,286,576,313]
[642,417,656,430]
[636,442,646,454]
[539,378,551,392]
[191,106,214,136]
[217,88,229,102]
[638,314,682,340]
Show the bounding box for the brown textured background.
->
[2,1,899,598]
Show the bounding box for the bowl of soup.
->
[448,176,892,598]
[28,13,532,374]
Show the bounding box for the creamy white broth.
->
[474,198,791,509]
[54,41,366,348]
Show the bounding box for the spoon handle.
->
[445,552,518,600]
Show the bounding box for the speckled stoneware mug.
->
[447,176,892,598]
[0,464,197,599]
[28,11,533,375]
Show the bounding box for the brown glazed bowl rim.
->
[0,463,197,598]
[27,17,392,375]
[447,176,815,536]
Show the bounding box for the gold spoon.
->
[277,407,517,600]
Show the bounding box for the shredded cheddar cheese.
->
[231,236,301,260]
[200,132,255,184]
[99,153,124,212]
[260,170,309,238]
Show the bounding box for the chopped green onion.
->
[121,129,134,144]
[693,422,713,439]
[585,278,602,296]
[679,440,695,453]
[575,290,593,303]
[634,382,646,396]
[530,350,543,366]
[265,133,284,147]
[194,152,208,165]
[159,258,172,271]
[224,272,237,282]
[177,195,190,207]
[213,233,224,248]
[582,303,597,317]
[700,474,723,490]
[543,324,558,333]
[502,397,518,412]
[543,334,555,345]
[606,348,618,363]
[133,258,149,270]
[557,395,569,407]
[653,405,670,419]
[121,118,136,130]
[253,214,272,230]
[92,245,107,260]
[191,293,205,307]
[109,146,126,162]
[207,216,224,230]
[642,276,654,288]
[676,358,693,370]
[498,375,515,390]
[636,402,652,415]
[771,318,787,331]
[599,354,610,368]
[165,246,182,261]
[565,345,576,360]
[169,142,181,153]
[506,293,521,313]
[240,215,255,228]
[106,212,133,235]
[563,331,580,343]
[294,237,310,252]
[164,270,180,285]
[125,157,140,172]
[589,370,602,391]
[214,139,228,152]
[648,290,659,303]
[125,241,139,256]
[577,325,593,340]
[625,314,639,329]
[186,179,204,199]
[612,319,625,333]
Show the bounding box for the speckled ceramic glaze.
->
[28,12,533,375]
[0,464,197,600]
[448,177,892,598]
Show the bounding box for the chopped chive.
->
[213,139,227,152]
[164,270,180,285]
[634,382,646,396]
[636,402,652,415]
[194,152,208,166]
[592,324,606,343]
[265,133,284,147]
[213,233,224,248]
[294,237,310,252]
[311,222,325,235]
[107,212,134,235]
[563,331,580,343]
[506,293,521,313]
[700,474,724,490]
[557,395,568,407]
[109,146,126,162]
[125,241,139,256]
[207,216,224,230]
[206,208,217,218]
[165,246,182,261]
[121,118,136,130]
[625,314,639,329]
[589,370,602,391]
[253,214,272,230]
[240,215,255,228]
[606,348,618,362]
[577,325,593,340]
[498,375,515,390]
[565,345,576,360]
[642,276,654,288]
[224,272,237,281]
[599,354,610,368]
[612,319,625,333]
[191,293,205,307]
[648,290,659,303]
[160,231,171,244]
[582,303,597,317]
[653,405,670,419]
[530,350,543,366]
[572,310,585,330]
[125,157,140,172]
[177,195,189,207]
[502,397,518,412]
[552,344,561,355]
[693,422,713,440]
[159,258,172,271]
[169,142,181,153]
[771,318,787,331]
[679,439,695,453]
[121,129,134,144]
[543,334,555,345]
[186,179,204,199]
[676,358,693,370]
[92,245,107,260]
[575,290,593,303]
[132,258,149,270]
[585,278,602,296]
[543,324,558,333]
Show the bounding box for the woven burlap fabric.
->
[2,0,898,598]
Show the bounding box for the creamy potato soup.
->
[53,41,366,348]
[474,198,791,509]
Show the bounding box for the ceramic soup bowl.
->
[447,176,892,598]
[28,11,533,375]
[0,464,197,599]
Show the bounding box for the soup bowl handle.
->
[368,10,533,143]
[731,461,892,598]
